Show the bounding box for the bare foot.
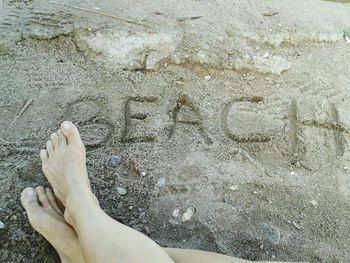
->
[40,121,93,209]
[21,186,85,263]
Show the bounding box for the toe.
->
[21,187,42,215]
[40,149,48,161]
[46,187,63,215]
[50,133,59,149]
[57,130,67,145]
[36,186,51,208]
[46,140,54,156]
[61,121,82,144]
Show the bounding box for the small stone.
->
[182,207,195,222]
[310,200,318,206]
[344,166,349,170]
[228,185,239,191]
[205,75,211,80]
[262,52,269,58]
[271,255,276,259]
[262,11,278,16]
[117,187,127,195]
[141,171,147,177]
[260,244,264,250]
[292,221,302,230]
[144,226,151,235]
[129,206,134,210]
[169,218,181,225]
[0,221,4,229]
[155,177,166,188]
[262,223,280,244]
[290,171,297,176]
[172,208,180,218]
[109,155,121,168]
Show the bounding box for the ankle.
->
[64,190,100,224]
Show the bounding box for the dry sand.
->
[1,0,350,262]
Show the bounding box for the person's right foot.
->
[40,121,95,222]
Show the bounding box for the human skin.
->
[21,121,306,263]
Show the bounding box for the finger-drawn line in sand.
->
[0,8,20,29]
[221,96,271,143]
[63,96,114,149]
[168,94,213,145]
[25,10,74,29]
[0,3,73,33]
[5,99,33,133]
[329,103,345,156]
[63,96,105,123]
[121,96,159,143]
[289,100,300,163]
[51,1,146,26]
[289,100,346,163]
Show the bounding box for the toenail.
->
[62,122,71,130]
[26,188,36,197]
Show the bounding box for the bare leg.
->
[40,121,174,263]
[20,187,297,263]
[33,121,305,263]
[165,249,305,263]
[165,248,250,263]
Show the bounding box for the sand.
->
[1,0,350,262]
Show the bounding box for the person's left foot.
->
[21,186,85,263]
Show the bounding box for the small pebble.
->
[169,218,181,225]
[109,155,121,168]
[262,11,278,16]
[290,171,297,176]
[205,75,211,80]
[155,177,166,188]
[0,221,4,229]
[144,226,151,235]
[292,221,302,230]
[172,208,180,218]
[310,200,318,206]
[117,187,127,195]
[141,171,147,177]
[271,255,276,259]
[229,185,239,191]
[182,207,195,222]
[262,223,280,244]
[262,52,269,58]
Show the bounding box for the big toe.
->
[60,121,82,144]
[21,187,42,217]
